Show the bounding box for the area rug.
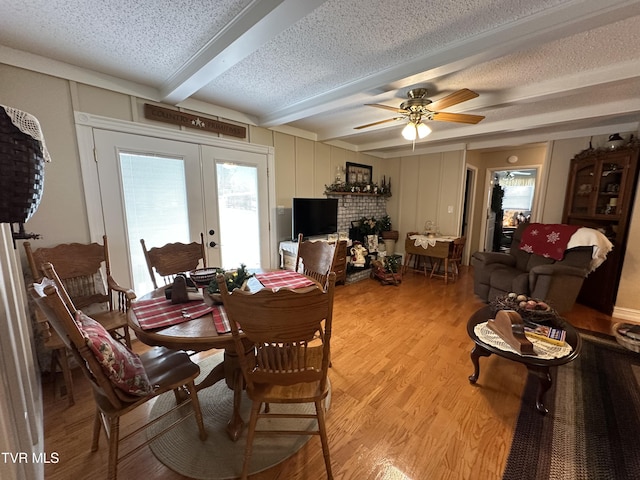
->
[147,353,330,479]
[503,332,640,480]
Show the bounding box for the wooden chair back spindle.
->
[295,233,337,289]
[140,233,206,289]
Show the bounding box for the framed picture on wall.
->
[346,162,372,184]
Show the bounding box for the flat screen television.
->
[292,198,338,240]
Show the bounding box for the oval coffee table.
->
[467,306,582,414]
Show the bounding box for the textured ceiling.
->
[1,0,639,157]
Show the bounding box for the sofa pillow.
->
[75,311,152,396]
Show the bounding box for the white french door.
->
[202,145,270,272]
[92,129,270,294]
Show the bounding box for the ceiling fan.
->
[354,88,485,140]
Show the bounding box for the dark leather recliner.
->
[471,223,594,313]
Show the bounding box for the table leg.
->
[527,365,552,415]
[195,359,225,391]
[469,344,491,383]
[194,350,247,441]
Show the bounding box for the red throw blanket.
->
[519,223,581,261]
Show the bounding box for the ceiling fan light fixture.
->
[401,120,431,141]
[402,122,418,141]
[417,122,431,138]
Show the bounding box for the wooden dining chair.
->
[430,236,466,284]
[140,233,206,289]
[24,236,135,348]
[38,321,75,407]
[218,272,336,480]
[295,233,337,289]
[30,263,207,480]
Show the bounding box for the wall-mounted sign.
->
[144,103,246,139]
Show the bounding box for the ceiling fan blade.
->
[365,103,408,113]
[429,88,479,111]
[431,112,485,124]
[354,117,401,130]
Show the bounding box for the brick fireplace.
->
[325,193,388,235]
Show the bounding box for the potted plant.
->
[378,215,399,253]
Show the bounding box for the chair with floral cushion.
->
[30,262,207,480]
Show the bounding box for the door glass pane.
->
[216,163,260,269]
[120,153,190,293]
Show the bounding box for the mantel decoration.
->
[324,167,392,197]
[0,105,51,244]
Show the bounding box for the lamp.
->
[401,114,431,141]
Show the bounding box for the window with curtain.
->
[499,176,535,210]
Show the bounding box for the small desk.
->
[128,271,317,441]
[402,234,456,279]
[466,306,581,414]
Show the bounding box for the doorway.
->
[484,168,538,252]
[462,165,477,264]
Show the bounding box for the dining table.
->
[127,269,318,441]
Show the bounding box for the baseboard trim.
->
[612,306,640,324]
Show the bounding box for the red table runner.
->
[132,297,230,333]
[519,223,581,261]
[255,270,316,289]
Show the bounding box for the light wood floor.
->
[42,266,616,480]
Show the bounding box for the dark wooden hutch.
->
[562,140,640,314]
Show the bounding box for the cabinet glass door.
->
[597,159,627,217]
[570,159,597,216]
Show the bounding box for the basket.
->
[189,267,222,285]
[613,323,640,353]
[0,109,45,224]
[490,294,559,324]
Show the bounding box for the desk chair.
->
[141,233,206,289]
[430,236,466,284]
[295,233,337,289]
[30,263,207,480]
[218,272,336,480]
[24,236,135,349]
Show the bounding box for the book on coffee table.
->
[524,322,567,346]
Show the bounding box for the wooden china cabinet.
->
[562,142,640,314]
